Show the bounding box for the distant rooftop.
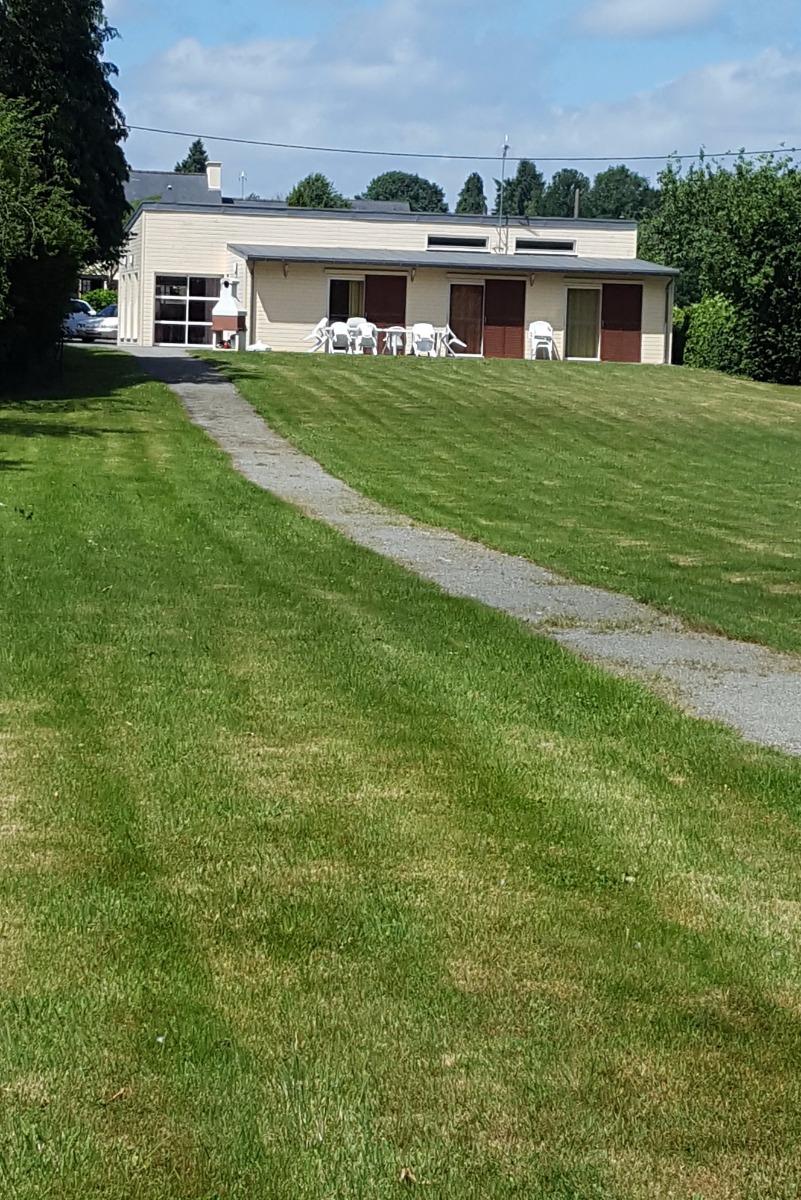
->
[126,170,411,214]
[125,169,222,208]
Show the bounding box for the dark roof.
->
[228,243,678,277]
[125,169,221,207]
[128,199,637,231]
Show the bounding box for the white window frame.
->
[153,275,222,347]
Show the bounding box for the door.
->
[364,274,407,327]
[601,283,642,362]
[483,279,526,358]
[449,284,484,355]
[565,288,601,359]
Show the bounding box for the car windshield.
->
[97,305,118,317]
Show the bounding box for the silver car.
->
[80,304,119,342]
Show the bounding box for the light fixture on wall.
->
[530,273,536,287]
[410,267,416,282]
[282,261,289,278]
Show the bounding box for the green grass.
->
[206,353,801,654]
[2,349,801,1199]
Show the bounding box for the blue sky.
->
[107,0,801,204]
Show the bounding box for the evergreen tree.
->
[455,172,487,214]
[540,169,591,217]
[286,172,350,209]
[493,160,545,216]
[359,171,447,213]
[174,138,209,174]
[588,165,658,219]
[0,0,128,263]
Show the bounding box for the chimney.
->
[211,280,245,335]
[206,161,222,192]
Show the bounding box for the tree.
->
[0,97,91,380]
[641,155,801,384]
[588,165,658,219]
[455,172,487,215]
[540,169,591,218]
[0,0,129,265]
[286,172,350,209]
[359,171,447,213]
[493,159,545,217]
[174,138,209,175]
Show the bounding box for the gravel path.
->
[129,347,801,756]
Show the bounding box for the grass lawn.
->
[206,353,801,654]
[2,349,801,1199]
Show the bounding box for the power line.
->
[127,124,799,165]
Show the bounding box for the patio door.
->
[565,288,601,359]
[364,274,407,327]
[483,279,526,358]
[601,283,642,362]
[449,284,484,355]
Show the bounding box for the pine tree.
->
[174,138,209,175]
[455,172,487,214]
[0,0,128,262]
[493,160,545,217]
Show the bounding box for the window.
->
[427,236,488,250]
[329,279,364,323]
[153,275,220,345]
[515,238,576,254]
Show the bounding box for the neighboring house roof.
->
[127,200,638,232]
[125,170,222,208]
[228,243,679,277]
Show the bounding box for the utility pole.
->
[573,185,581,219]
[497,136,510,253]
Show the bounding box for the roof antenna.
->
[239,171,247,200]
[497,135,510,253]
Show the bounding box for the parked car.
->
[62,298,95,339]
[80,304,118,342]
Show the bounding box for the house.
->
[117,163,678,361]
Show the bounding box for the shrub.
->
[683,294,745,375]
[83,288,117,312]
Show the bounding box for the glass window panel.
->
[189,277,221,298]
[154,322,186,344]
[155,298,187,321]
[155,276,187,296]
[565,289,600,359]
[188,299,216,323]
[348,280,364,317]
[187,324,213,345]
[329,279,350,322]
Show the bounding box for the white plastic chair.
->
[410,322,437,357]
[528,320,555,360]
[382,326,406,356]
[303,317,330,353]
[441,325,467,357]
[355,321,379,355]
[328,321,352,354]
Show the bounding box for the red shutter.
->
[364,275,407,327]
[601,284,643,362]
[483,280,526,358]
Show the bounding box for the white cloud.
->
[120,0,801,206]
[578,0,725,37]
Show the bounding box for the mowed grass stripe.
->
[210,353,801,653]
[1,349,801,1198]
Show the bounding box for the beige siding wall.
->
[120,208,665,358]
[251,262,672,363]
[641,277,671,365]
